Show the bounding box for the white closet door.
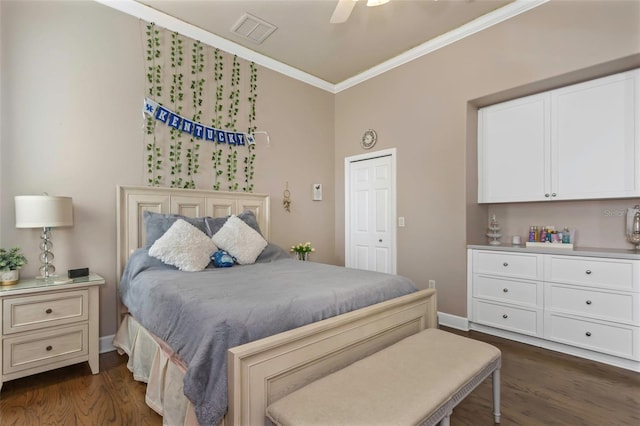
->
[348,154,394,273]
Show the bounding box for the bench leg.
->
[440,412,451,426]
[493,368,501,424]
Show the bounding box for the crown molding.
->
[95,0,549,94]
[334,0,550,92]
[94,0,335,92]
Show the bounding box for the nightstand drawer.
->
[544,313,640,360]
[545,284,639,325]
[473,251,542,280]
[545,256,639,291]
[472,300,542,337]
[3,324,88,374]
[473,275,542,307]
[2,290,88,335]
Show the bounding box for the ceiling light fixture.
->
[367,0,390,6]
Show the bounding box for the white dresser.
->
[467,246,640,371]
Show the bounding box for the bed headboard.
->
[116,185,270,285]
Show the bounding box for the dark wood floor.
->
[0,328,638,425]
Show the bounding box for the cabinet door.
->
[478,93,550,203]
[551,69,640,200]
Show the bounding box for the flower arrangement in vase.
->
[291,242,315,261]
[0,247,27,285]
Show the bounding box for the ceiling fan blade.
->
[330,0,357,24]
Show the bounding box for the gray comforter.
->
[120,246,417,425]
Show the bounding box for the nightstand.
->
[0,273,105,390]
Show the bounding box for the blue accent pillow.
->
[211,250,235,268]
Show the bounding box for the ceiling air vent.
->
[231,13,277,45]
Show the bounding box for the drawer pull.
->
[46,345,53,351]
[586,300,592,305]
[45,308,53,314]
[502,288,509,293]
[502,314,508,319]
[585,332,592,337]
[585,270,592,275]
[503,262,508,267]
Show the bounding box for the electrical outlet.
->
[428,280,436,289]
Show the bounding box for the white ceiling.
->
[103,0,548,91]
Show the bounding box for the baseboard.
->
[437,312,469,331]
[100,334,116,353]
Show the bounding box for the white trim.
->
[335,0,550,92]
[99,334,116,353]
[94,0,334,92]
[344,148,397,274]
[95,0,549,94]
[437,312,469,331]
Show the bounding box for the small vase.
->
[0,269,19,286]
[297,252,309,261]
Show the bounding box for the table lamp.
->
[15,195,74,279]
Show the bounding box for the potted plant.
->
[0,247,27,285]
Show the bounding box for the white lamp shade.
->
[15,195,74,228]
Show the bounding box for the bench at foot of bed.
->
[266,328,501,426]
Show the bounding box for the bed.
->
[114,185,438,426]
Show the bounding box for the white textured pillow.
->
[149,219,217,271]
[212,215,267,265]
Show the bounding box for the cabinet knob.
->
[551,193,557,197]
[378,239,382,243]
[503,288,509,293]
[585,270,592,275]
[586,300,592,305]
[503,262,508,267]
[45,308,53,314]
[46,345,53,351]
[502,314,508,319]
[585,332,592,337]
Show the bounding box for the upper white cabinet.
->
[478,69,640,203]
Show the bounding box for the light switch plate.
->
[313,184,322,201]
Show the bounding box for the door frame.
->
[344,147,397,273]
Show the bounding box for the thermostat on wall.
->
[313,184,322,201]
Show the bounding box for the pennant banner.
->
[143,98,255,146]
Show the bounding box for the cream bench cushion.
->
[266,328,501,426]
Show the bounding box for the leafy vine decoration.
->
[226,55,241,191]
[145,23,162,186]
[169,31,184,188]
[142,22,260,192]
[186,39,204,189]
[211,48,224,190]
[243,62,258,192]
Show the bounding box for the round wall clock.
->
[361,129,377,149]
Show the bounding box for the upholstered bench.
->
[266,328,501,426]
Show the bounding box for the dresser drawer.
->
[3,324,88,374]
[473,251,542,280]
[473,275,542,307]
[545,283,639,325]
[544,313,640,360]
[544,256,639,291]
[472,300,542,336]
[2,290,88,335]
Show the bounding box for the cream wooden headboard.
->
[116,185,270,287]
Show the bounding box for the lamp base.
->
[36,274,59,281]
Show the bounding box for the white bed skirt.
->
[113,315,206,426]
